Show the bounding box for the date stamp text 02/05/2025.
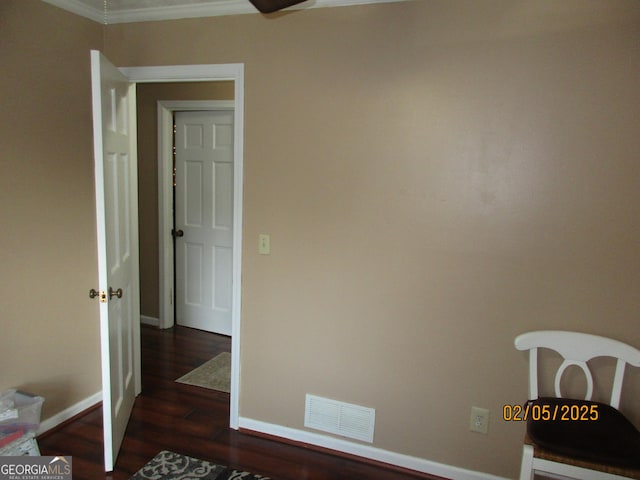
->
[503,403,599,422]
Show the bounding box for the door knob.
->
[172,229,184,238]
[109,287,123,299]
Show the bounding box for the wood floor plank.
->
[38,325,444,480]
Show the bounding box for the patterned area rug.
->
[130,450,271,479]
[175,352,231,393]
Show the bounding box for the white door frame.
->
[120,63,243,429]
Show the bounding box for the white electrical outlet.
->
[470,406,490,434]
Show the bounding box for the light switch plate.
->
[259,234,270,254]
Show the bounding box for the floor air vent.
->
[304,394,375,443]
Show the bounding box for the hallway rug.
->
[130,450,271,479]
[175,352,231,393]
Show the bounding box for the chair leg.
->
[519,444,534,480]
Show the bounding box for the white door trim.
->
[119,63,244,430]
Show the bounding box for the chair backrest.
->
[515,330,640,409]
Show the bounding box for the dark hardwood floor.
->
[38,325,442,480]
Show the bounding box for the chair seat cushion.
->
[526,397,640,468]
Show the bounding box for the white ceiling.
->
[42,0,408,23]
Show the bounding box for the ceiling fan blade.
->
[248,0,308,13]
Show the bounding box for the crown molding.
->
[42,0,107,23]
[109,0,256,23]
[42,0,408,24]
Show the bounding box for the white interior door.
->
[90,50,141,472]
[175,110,234,336]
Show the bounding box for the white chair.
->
[515,330,640,480]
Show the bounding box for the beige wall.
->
[136,82,234,318]
[1,0,639,478]
[0,1,103,418]
[107,1,640,477]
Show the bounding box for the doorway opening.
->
[123,63,244,430]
